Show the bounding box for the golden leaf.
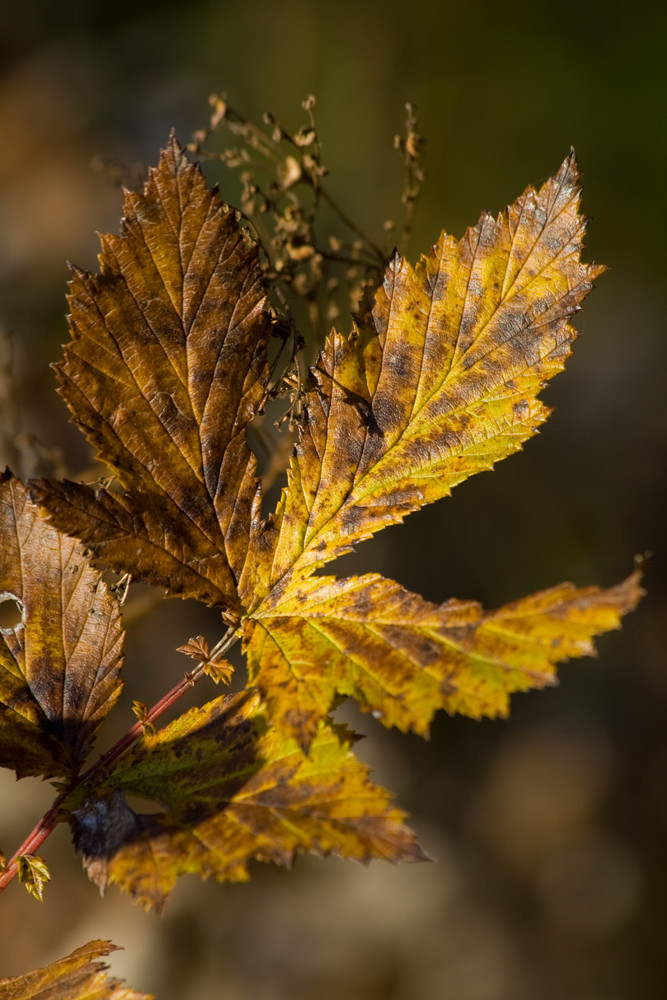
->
[239,153,641,745]
[17,855,51,902]
[245,571,643,745]
[243,153,602,603]
[71,691,425,912]
[23,142,641,888]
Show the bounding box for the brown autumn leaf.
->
[0,940,151,1000]
[176,635,234,683]
[69,690,424,912]
[34,136,272,615]
[176,635,211,662]
[0,474,124,779]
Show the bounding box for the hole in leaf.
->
[124,793,168,816]
[247,401,293,516]
[0,592,24,632]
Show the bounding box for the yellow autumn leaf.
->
[238,153,641,745]
[16,855,51,902]
[244,570,642,744]
[25,139,642,896]
[70,690,424,912]
[241,153,602,602]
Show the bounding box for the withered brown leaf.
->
[0,474,124,779]
[35,136,272,615]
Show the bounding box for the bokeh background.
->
[1,2,665,998]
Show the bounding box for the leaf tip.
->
[561,146,580,183]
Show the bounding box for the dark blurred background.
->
[1,2,665,998]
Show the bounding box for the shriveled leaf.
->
[17,855,51,902]
[176,635,234,683]
[245,569,644,744]
[0,940,151,1000]
[242,153,602,603]
[176,635,211,662]
[130,702,156,737]
[70,690,425,912]
[0,475,124,779]
[202,659,235,684]
[34,136,272,614]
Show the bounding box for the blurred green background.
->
[1,2,665,998]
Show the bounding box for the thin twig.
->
[317,187,385,263]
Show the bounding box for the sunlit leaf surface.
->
[243,153,602,602]
[245,570,643,744]
[17,854,51,902]
[239,154,641,744]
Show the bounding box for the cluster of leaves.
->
[0,101,642,993]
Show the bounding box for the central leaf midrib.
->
[296,357,536,567]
